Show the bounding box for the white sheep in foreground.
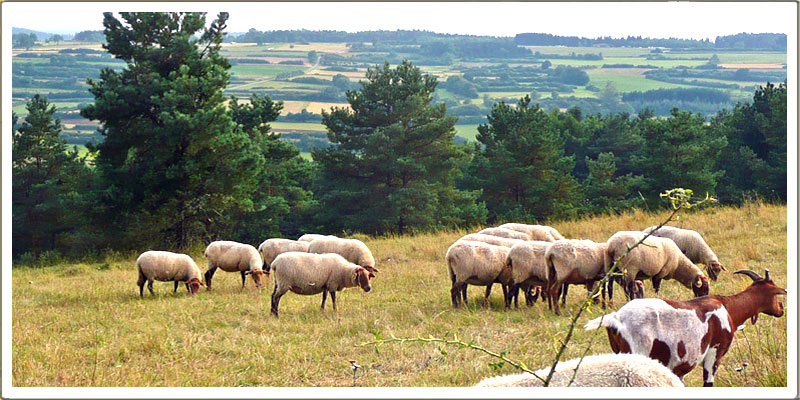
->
[136,250,205,297]
[642,225,726,281]
[297,233,335,242]
[446,240,512,308]
[204,241,267,289]
[474,353,683,387]
[606,231,710,300]
[307,236,378,273]
[499,223,564,241]
[270,252,374,317]
[506,241,552,307]
[258,238,310,269]
[545,239,610,314]
[459,233,525,248]
[477,227,530,241]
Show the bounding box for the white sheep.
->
[297,233,334,242]
[506,241,552,307]
[307,236,378,274]
[606,231,710,300]
[204,241,267,289]
[258,238,310,269]
[136,250,205,297]
[459,233,526,248]
[499,223,564,242]
[270,252,374,317]
[545,239,610,314]
[474,353,683,387]
[446,240,512,308]
[642,225,726,281]
[477,227,530,241]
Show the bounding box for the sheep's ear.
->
[244,271,252,275]
[693,276,703,287]
[368,271,375,279]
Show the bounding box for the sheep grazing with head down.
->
[307,236,378,274]
[506,241,552,308]
[606,231,710,300]
[204,241,268,289]
[642,225,726,281]
[499,223,564,242]
[474,353,683,387]
[459,233,526,248]
[477,227,530,241]
[298,233,334,243]
[270,252,374,317]
[545,239,610,315]
[446,240,512,308]
[258,238,310,269]
[136,251,205,297]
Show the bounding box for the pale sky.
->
[4,2,797,40]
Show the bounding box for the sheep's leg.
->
[173,281,179,293]
[561,283,569,305]
[271,284,287,317]
[601,281,607,309]
[204,266,217,290]
[509,284,520,308]
[501,284,510,309]
[450,283,463,308]
[137,272,146,298]
[461,285,467,303]
[240,271,247,288]
[330,291,337,311]
[147,279,154,296]
[185,282,190,293]
[652,277,662,295]
[321,291,327,309]
[483,285,492,307]
[550,282,562,315]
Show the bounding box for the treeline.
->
[714,33,787,51]
[11,13,787,263]
[514,32,786,50]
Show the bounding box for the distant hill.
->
[12,27,76,41]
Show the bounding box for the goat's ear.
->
[751,314,759,324]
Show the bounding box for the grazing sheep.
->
[477,227,530,241]
[204,241,267,289]
[307,236,378,274]
[298,233,334,242]
[584,269,786,387]
[136,251,205,297]
[642,225,726,281]
[459,233,525,248]
[499,223,564,242]
[474,353,683,387]
[545,239,610,314]
[606,231,709,300]
[270,252,374,317]
[258,238,310,269]
[506,241,553,307]
[446,240,512,308]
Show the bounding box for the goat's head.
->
[354,267,372,292]
[187,278,205,295]
[706,260,727,281]
[734,269,787,323]
[692,274,710,297]
[245,269,268,288]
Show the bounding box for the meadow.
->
[11,202,787,387]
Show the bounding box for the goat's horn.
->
[764,269,771,280]
[734,270,762,282]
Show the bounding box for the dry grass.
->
[11,203,787,387]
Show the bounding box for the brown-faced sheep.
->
[136,251,205,297]
[474,353,683,387]
[499,223,564,241]
[204,241,267,289]
[446,240,512,308]
[258,238,310,269]
[270,252,374,317]
[606,231,710,300]
[642,225,726,281]
[545,239,610,315]
[307,236,378,274]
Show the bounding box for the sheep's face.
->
[707,261,726,281]
[692,275,710,297]
[354,268,372,292]
[188,278,205,295]
[245,269,268,288]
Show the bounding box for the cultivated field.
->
[12,203,787,387]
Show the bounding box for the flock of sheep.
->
[134,222,786,387]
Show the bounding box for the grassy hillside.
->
[12,203,787,387]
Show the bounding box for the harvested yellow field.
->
[271,42,350,53]
[308,70,366,79]
[718,63,785,69]
[306,101,350,114]
[280,100,311,115]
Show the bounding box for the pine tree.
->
[582,152,645,214]
[13,95,92,258]
[464,96,581,222]
[313,60,485,235]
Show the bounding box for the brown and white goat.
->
[585,269,786,386]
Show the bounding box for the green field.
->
[229,64,307,77]
[271,121,326,132]
[587,71,693,92]
[11,204,787,387]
